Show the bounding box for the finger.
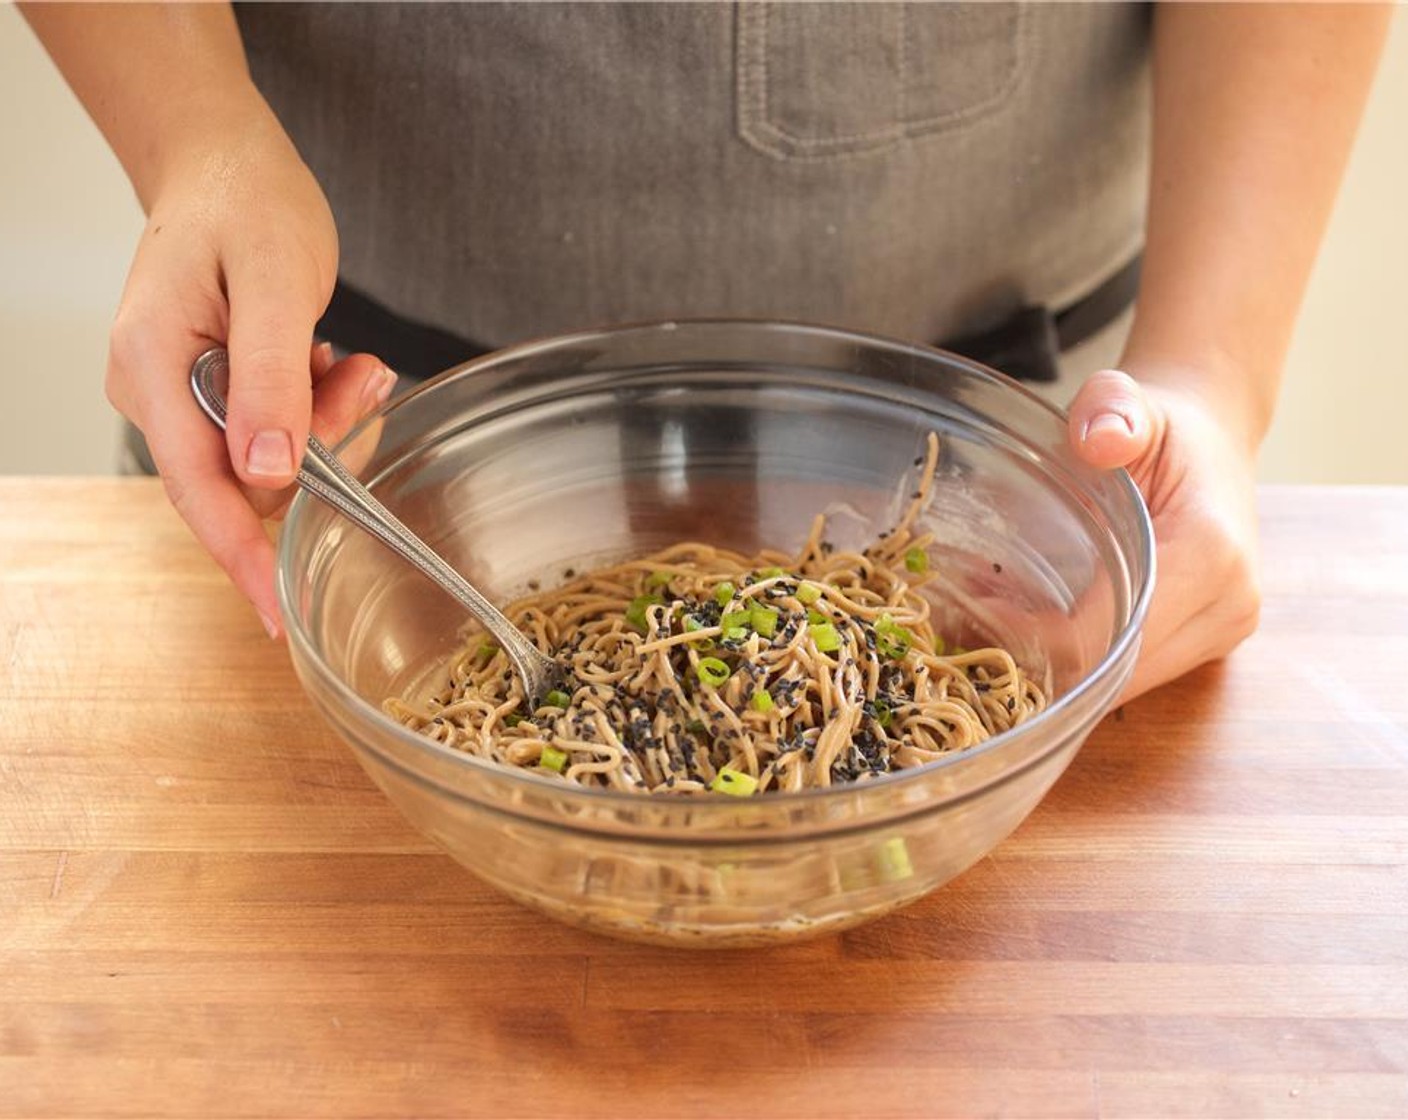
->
[140,366,285,637]
[223,249,325,490]
[309,353,396,447]
[310,340,336,381]
[1068,368,1160,471]
[317,355,395,482]
[243,354,396,522]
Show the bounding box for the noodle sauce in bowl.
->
[278,320,1154,946]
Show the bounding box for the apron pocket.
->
[736,1,1027,161]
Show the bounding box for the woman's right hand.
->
[105,100,396,638]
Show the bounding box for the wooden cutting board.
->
[2,480,1406,1118]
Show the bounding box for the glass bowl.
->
[277,320,1154,946]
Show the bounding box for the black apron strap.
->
[943,254,1142,382]
[317,255,1141,386]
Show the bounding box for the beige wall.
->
[2,4,1405,481]
[0,4,142,474]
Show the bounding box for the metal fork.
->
[190,347,563,704]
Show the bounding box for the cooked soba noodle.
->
[385,433,1046,794]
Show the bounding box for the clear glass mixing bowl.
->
[278,320,1154,946]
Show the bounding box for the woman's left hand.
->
[1067,367,1263,701]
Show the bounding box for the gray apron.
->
[236,1,1150,354]
[125,2,1150,473]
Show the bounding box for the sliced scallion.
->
[750,689,775,714]
[710,768,759,797]
[877,836,913,881]
[796,582,822,606]
[904,547,929,574]
[626,593,662,633]
[543,689,571,709]
[682,615,713,649]
[872,699,892,729]
[749,606,779,638]
[540,746,568,773]
[696,657,731,688]
[809,621,841,653]
[714,582,736,607]
[875,613,913,659]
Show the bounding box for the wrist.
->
[128,77,287,213]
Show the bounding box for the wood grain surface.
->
[2,480,1406,1118]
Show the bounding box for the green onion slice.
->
[696,657,731,688]
[757,566,787,579]
[543,689,571,709]
[875,613,913,659]
[714,582,736,607]
[645,570,673,589]
[809,621,841,653]
[877,836,913,881]
[749,606,779,638]
[626,594,662,633]
[537,749,566,777]
[796,582,823,606]
[539,746,568,773]
[750,688,775,713]
[807,608,830,625]
[682,617,715,651]
[872,699,892,729]
[710,768,759,797]
[904,547,929,574]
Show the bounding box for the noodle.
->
[385,434,1047,794]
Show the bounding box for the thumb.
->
[223,256,323,489]
[1067,368,1158,470]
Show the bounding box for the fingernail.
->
[315,341,334,367]
[258,609,281,640]
[246,429,295,478]
[360,366,397,414]
[1081,411,1135,443]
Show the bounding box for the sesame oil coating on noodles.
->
[385,434,1047,795]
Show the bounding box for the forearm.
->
[1123,2,1391,445]
[20,1,275,212]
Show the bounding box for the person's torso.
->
[237,1,1151,349]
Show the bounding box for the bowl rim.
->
[277,317,1155,811]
